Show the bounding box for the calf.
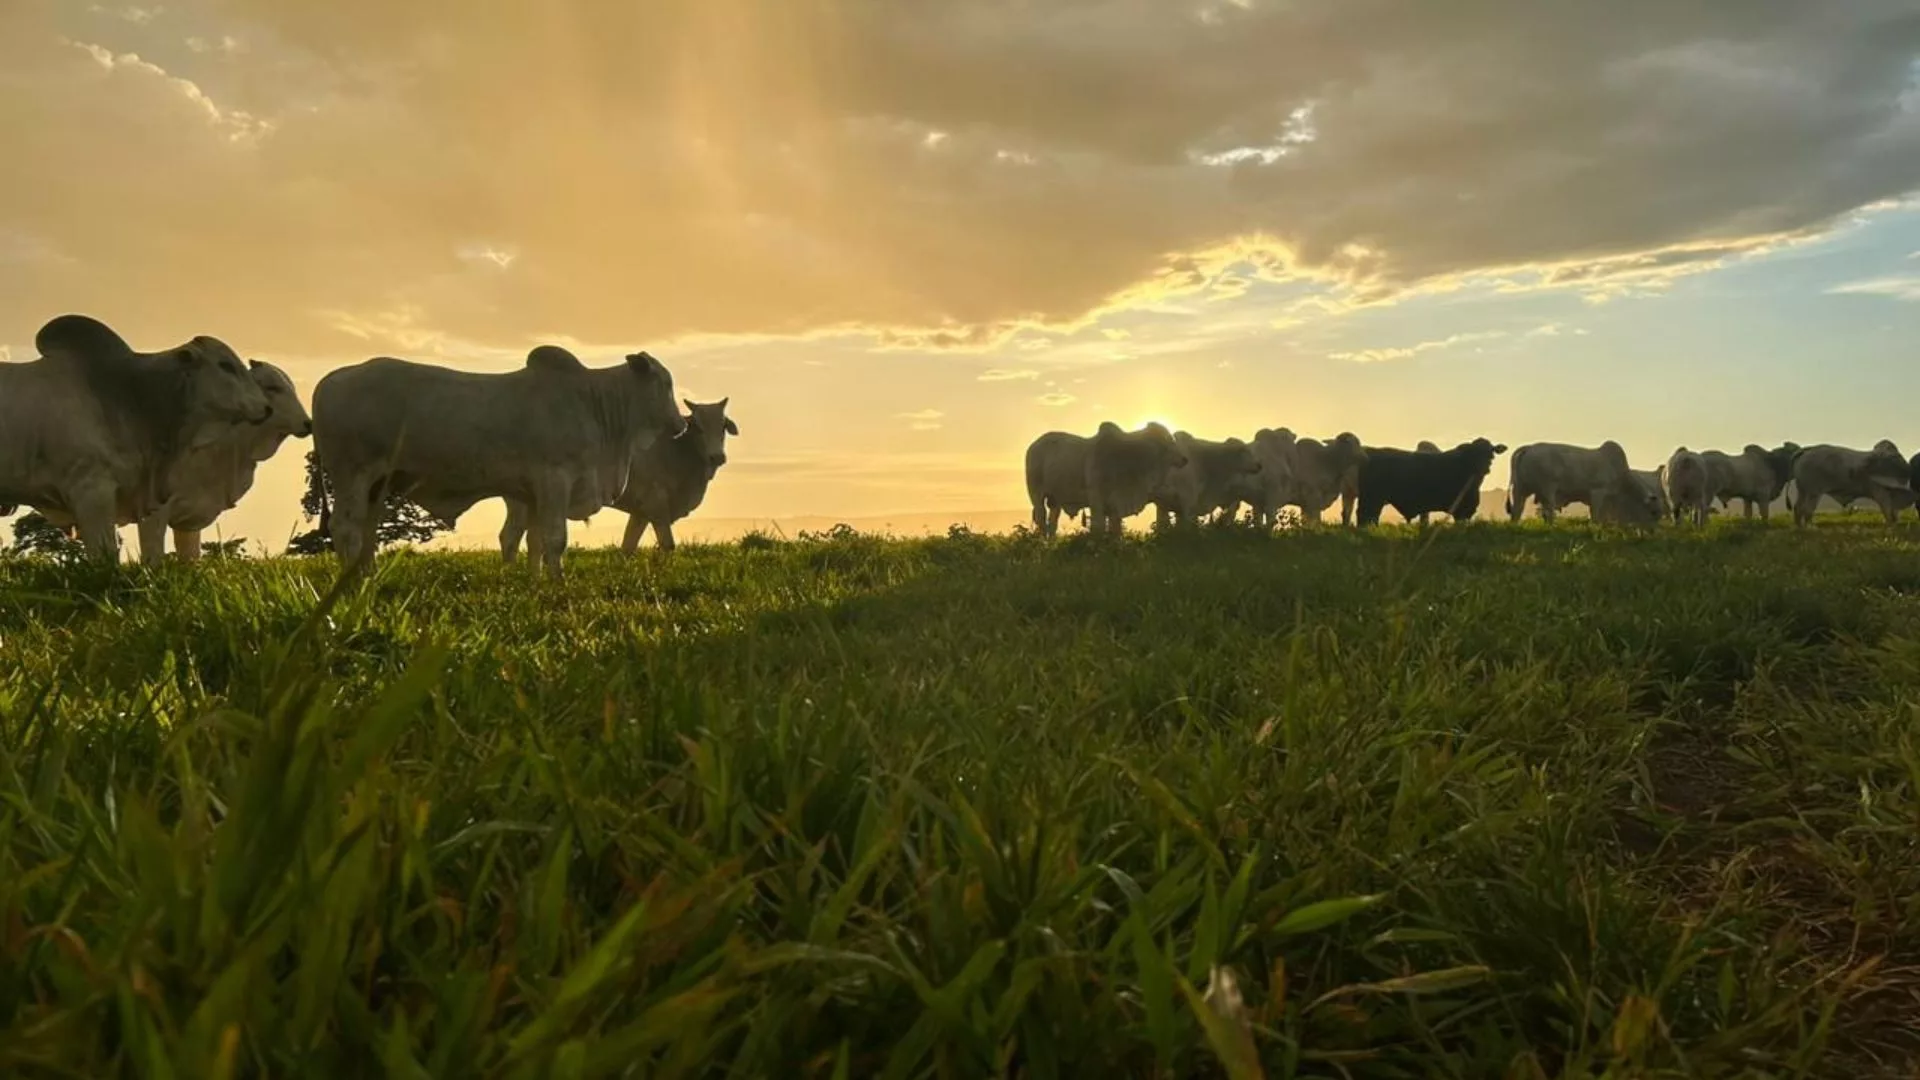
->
[501,397,737,560]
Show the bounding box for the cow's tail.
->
[1504,446,1528,518]
[1023,443,1048,530]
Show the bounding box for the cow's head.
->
[1443,439,1505,519]
[1221,436,1261,475]
[679,397,739,477]
[625,351,685,446]
[1867,440,1910,488]
[1330,431,1367,470]
[1747,443,1795,497]
[175,335,271,432]
[246,360,313,453]
[1136,418,1182,468]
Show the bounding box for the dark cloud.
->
[2,0,1917,356]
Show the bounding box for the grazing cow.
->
[1506,441,1660,524]
[1701,445,1796,519]
[502,398,738,559]
[1663,448,1712,526]
[0,315,271,560]
[312,345,684,578]
[1153,432,1260,528]
[35,360,311,563]
[1087,421,1188,535]
[1353,438,1507,526]
[1788,441,1911,526]
[1634,469,1673,521]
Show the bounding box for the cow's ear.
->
[248,358,261,371]
[683,397,695,412]
[626,351,656,372]
[172,344,200,367]
[724,418,739,436]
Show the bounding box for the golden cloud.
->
[2,0,1917,357]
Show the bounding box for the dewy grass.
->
[3,516,1919,1077]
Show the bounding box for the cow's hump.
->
[526,345,587,374]
[36,314,135,362]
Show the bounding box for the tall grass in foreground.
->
[3,518,1919,1077]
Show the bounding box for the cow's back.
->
[316,359,600,495]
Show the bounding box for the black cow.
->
[1354,438,1509,526]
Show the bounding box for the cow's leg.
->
[329,472,378,573]
[1355,494,1383,528]
[1792,486,1816,527]
[1537,491,1558,524]
[1507,489,1528,523]
[1339,489,1355,527]
[70,481,120,563]
[174,527,204,563]
[524,523,546,569]
[1879,492,1899,526]
[621,513,649,554]
[654,519,676,552]
[1045,502,1062,537]
[134,513,168,566]
[531,490,568,580]
[499,500,528,564]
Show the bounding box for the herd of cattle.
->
[1026,422,1920,535]
[3,314,1916,581]
[0,315,737,577]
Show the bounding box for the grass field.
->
[4,517,1920,1078]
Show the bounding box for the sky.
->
[3,0,1920,549]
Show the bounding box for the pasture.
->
[3,518,1919,1078]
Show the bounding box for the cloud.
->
[3,0,1920,355]
[897,407,945,430]
[978,368,1039,381]
[1038,391,1077,406]
[1829,275,1920,300]
[1329,330,1508,364]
